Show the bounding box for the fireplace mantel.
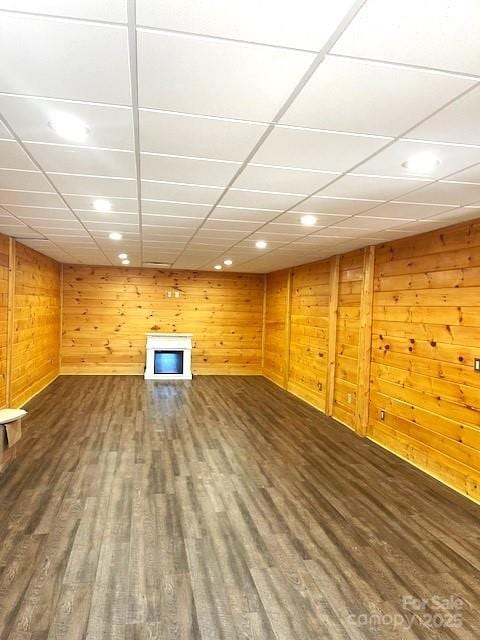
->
[144,333,193,380]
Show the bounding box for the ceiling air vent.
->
[143,261,172,268]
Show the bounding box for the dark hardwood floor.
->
[0,375,479,639]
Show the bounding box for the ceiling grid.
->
[0,0,479,272]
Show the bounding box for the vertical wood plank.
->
[261,274,267,371]
[283,268,293,389]
[355,245,375,437]
[59,262,64,372]
[325,255,340,416]
[6,238,15,407]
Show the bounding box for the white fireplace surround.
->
[144,333,193,380]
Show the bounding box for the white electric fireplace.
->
[144,333,193,380]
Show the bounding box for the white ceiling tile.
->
[194,229,248,240]
[396,181,480,206]
[296,235,347,245]
[136,0,357,50]
[410,86,480,146]
[141,199,210,216]
[356,140,480,179]
[0,121,12,139]
[142,228,191,238]
[212,206,279,223]
[292,195,383,215]
[49,229,93,237]
[28,218,85,230]
[319,174,426,200]
[143,215,200,229]
[332,0,480,75]
[281,56,473,136]
[252,127,389,171]
[429,206,480,224]
[259,224,309,237]
[0,0,127,21]
[141,181,222,204]
[234,164,339,194]
[85,221,139,233]
[9,209,75,222]
[392,219,450,233]
[0,190,65,207]
[64,194,137,213]
[0,211,21,223]
[362,201,453,219]
[220,189,301,210]
[332,217,412,231]
[137,30,314,120]
[25,143,136,178]
[48,174,137,198]
[274,211,348,225]
[310,227,358,238]
[75,210,139,224]
[140,110,267,161]
[0,169,53,191]
[201,219,262,232]
[448,164,480,183]
[0,95,134,150]
[0,139,37,170]
[0,225,43,237]
[0,14,131,103]
[141,154,240,187]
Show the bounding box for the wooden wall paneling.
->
[262,269,290,387]
[6,238,15,407]
[287,259,330,410]
[0,234,10,409]
[355,245,375,437]
[332,250,364,430]
[261,274,267,370]
[61,266,264,376]
[59,263,64,372]
[325,255,340,416]
[11,243,61,408]
[283,268,293,389]
[369,219,480,502]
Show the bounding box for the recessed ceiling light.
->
[214,264,222,270]
[223,259,233,266]
[48,113,89,143]
[118,253,128,260]
[301,214,317,226]
[121,259,130,265]
[402,152,440,173]
[93,198,112,213]
[255,240,267,249]
[108,232,122,240]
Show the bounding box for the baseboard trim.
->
[18,373,60,409]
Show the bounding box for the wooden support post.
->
[355,245,375,437]
[6,238,15,407]
[283,268,293,389]
[325,255,340,416]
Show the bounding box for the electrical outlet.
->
[380,409,385,421]
[475,358,480,372]
[347,393,352,404]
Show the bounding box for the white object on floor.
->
[0,408,27,424]
[144,332,193,380]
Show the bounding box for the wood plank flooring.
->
[0,375,479,639]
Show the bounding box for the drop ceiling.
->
[0,0,480,273]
